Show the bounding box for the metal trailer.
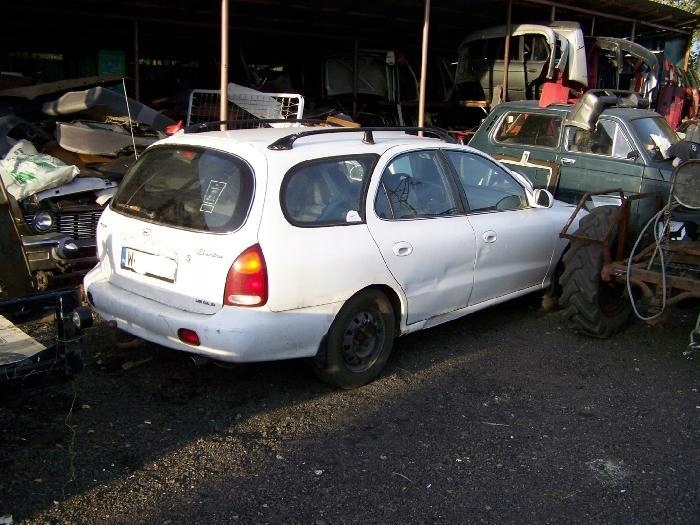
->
[0,288,92,384]
[558,159,700,354]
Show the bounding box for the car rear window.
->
[494,111,562,148]
[111,146,254,232]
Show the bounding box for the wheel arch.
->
[314,283,403,365]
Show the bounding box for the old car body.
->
[467,94,680,210]
[456,23,575,103]
[586,36,659,97]
[456,22,658,105]
[0,139,118,296]
[84,124,582,387]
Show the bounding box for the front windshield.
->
[631,116,680,161]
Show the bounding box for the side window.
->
[525,34,550,62]
[494,111,562,148]
[374,150,458,219]
[444,150,527,212]
[565,120,633,159]
[602,120,634,158]
[282,155,376,226]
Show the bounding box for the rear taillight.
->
[223,244,268,307]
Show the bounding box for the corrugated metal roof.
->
[3,0,698,52]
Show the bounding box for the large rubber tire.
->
[315,289,395,389]
[559,205,631,338]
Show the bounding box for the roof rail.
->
[267,126,456,150]
[183,118,328,134]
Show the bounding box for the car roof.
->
[153,125,451,157]
[493,100,663,120]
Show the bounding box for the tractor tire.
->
[559,205,631,338]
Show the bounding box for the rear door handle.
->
[483,230,497,243]
[392,241,413,256]
[560,157,576,165]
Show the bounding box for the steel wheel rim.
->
[341,310,384,372]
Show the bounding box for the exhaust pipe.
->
[189,354,210,367]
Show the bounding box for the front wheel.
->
[315,289,395,389]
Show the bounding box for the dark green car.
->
[468,94,680,208]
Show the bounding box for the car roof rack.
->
[183,118,329,134]
[565,90,650,131]
[267,126,456,150]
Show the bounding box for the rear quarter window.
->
[494,111,562,148]
[111,146,254,232]
[281,155,377,226]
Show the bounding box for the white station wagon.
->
[84,123,581,388]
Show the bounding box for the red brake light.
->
[224,244,268,307]
[177,328,200,346]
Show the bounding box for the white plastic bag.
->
[0,139,79,200]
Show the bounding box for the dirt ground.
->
[1,295,698,524]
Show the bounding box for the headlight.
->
[32,211,54,232]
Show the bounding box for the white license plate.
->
[121,247,177,282]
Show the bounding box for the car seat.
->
[569,129,593,153]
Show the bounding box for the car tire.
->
[315,289,395,389]
[559,205,631,338]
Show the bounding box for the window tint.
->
[282,155,375,226]
[111,146,254,232]
[444,150,526,212]
[565,120,633,158]
[374,150,458,219]
[494,111,562,148]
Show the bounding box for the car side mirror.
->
[533,188,554,208]
[626,150,640,161]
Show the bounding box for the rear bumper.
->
[84,274,339,363]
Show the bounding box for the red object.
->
[223,244,268,307]
[177,328,201,346]
[539,81,580,107]
[656,85,685,128]
[657,61,687,129]
[165,120,183,135]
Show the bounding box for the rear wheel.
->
[315,289,395,389]
[559,205,631,338]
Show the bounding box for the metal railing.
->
[186,89,305,127]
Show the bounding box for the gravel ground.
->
[1,295,698,524]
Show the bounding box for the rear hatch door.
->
[102,144,260,314]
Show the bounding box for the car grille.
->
[24,210,103,239]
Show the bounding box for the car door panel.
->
[467,208,555,305]
[443,149,555,305]
[367,150,476,325]
[558,122,645,204]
